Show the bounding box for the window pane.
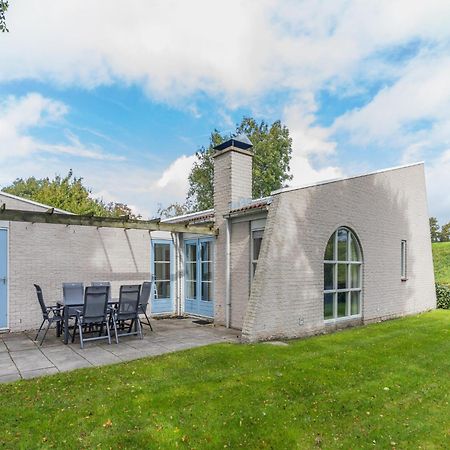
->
[324,263,334,290]
[155,262,170,280]
[324,293,334,319]
[201,262,211,282]
[186,243,196,262]
[337,264,347,289]
[337,292,347,317]
[154,243,170,262]
[350,264,361,288]
[253,237,263,261]
[324,233,335,260]
[351,291,360,315]
[185,280,196,299]
[201,282,211,301]
[156,281,170,299]
[185,262,196,281]
[201,241,211,262]
[350,234,360,261]
[337,229,348,261]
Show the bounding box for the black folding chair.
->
[34,284,63,346]
[71,286,112,349]
[139,281,153,331]
[112,285,143,343]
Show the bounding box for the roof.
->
[229,196,272,214]
[271,161,425,195]
[214,134,253,151]
[161,208,215,224]
[0,190,72,214]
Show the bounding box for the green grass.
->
[433,242,450,285]
[0,311,449,449]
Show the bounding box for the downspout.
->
[225,216,231,328]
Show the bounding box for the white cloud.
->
[0,93,125,161]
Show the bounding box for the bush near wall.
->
[436,283,450,309]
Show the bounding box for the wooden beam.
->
[0,208,218,235]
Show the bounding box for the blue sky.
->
[0,1,450,222]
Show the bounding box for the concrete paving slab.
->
[0,353,19,377]
[21,367,59,379]
[41,346,92,372]
[73,346,122,365]
[0,341,8,353]
[3,337,37,352]
[10,349,54,373]
[0,372,21,383]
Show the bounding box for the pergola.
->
[0,207,218,235]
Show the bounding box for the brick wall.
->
[8,222,152,331]
[242,163,436,341]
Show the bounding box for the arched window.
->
[324,227,362,320]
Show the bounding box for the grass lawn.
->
[0,311,449,449]
[433,242,450,285]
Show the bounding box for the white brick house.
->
[0,136,436,340]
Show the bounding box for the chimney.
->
[213,134,253,326]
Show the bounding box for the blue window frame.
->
[184,238,214,318]
[151,239,174,314]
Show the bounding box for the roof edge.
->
[0,190,73,214]
[271,161,425,196]
[161,208,214,223]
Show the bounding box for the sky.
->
[0,0,450,222]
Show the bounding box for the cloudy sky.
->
[1,0,450,222]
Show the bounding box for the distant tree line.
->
[2,170,141,219]
[430,217,450,242]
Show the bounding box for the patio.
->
[0,318,240,383]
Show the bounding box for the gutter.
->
[225,217,231,328]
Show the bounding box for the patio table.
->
[58,299,119,344]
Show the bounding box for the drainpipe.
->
[225,217,231,328]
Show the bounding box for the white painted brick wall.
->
[242,163,436,341]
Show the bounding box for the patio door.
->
[151,240,174,314]
[0,229,7,329]
[184,238,213,318]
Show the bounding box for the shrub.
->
[436,283,450,309]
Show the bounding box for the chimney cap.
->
[213,134,253,152]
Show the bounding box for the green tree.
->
[430,217,440,242]
[0,1,8,33]
[157,202,192,219]
[440,222,450,242]
[187,117,293,211]
[2,170,140,218]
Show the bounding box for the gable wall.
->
[242,164,436,341]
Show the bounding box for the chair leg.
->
[144,311,153,331]
[112,316,119,344]
[71,317,78,343]
[105,320,112,345]
[40,320,52,346]
[137,317,143,340]
[35,320,45,341]
[78,322,84,349]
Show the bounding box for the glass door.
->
[184,238,214,317]
[151,240,173,314]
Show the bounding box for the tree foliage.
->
[429,217,450,242]
[157,202,192,219]
[187,117,293,211]
[2,171,140,218]
[0,1,8,33]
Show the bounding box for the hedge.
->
[436,283,450,309]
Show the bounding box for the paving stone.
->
[21,367,59,379]
[3,337,37,352]
[0,353,19,377]
[0,341,8,353]
[41,346,92,372]
[0,372,21,383]
[73,346,122,366]
[10,349,54,373]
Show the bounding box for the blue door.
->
[184,238,214,318]
[0,229,7,329]
[151,240,174,314]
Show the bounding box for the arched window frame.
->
[323,227,362,321]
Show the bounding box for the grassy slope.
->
[432,242,450,285]
[0,311,449,449]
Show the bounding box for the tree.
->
[157,202,192,219]
[430,217,440,242]
[2,170,140,218]
[0,1,8,33]
[187,117,293,211]
[440,222,450,242]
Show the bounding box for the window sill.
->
[324,314,362,324]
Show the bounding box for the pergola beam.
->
[0,208,218,235]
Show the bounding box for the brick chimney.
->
[213,135,253,326]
